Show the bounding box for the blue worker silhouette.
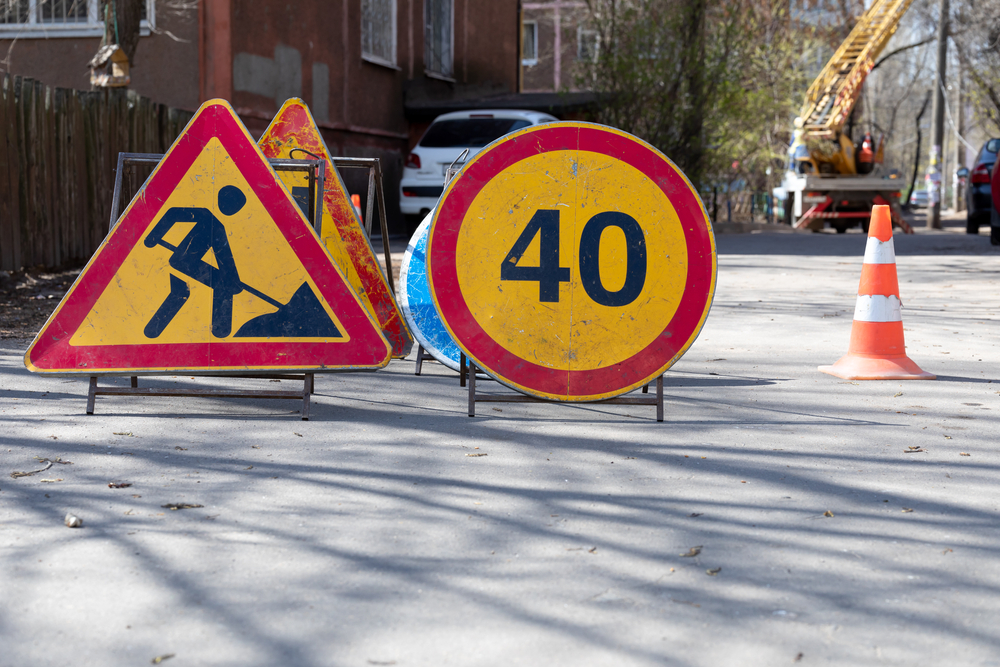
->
[143,186,247,338]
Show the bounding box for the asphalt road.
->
[2,219,998,666]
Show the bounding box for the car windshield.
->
[420,119,532,148]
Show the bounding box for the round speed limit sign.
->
[426,123,716,402]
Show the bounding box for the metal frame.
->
[87,374,315,420]
[330,157,395,294]
[462,358,665,422]
[110,152,325,232]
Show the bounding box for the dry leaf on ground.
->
[161,503,203,511]
[681,546,703,557]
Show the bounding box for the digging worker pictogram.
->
[143,185,247,338]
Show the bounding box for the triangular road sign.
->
[25,99,392,374]
[259,98,413,358]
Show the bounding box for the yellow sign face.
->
[456,149,689,371]
[427,122,716,401]
[72,137,349,347]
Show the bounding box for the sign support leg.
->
[468,361,477,417]
[415,344,436,376]
[87,377,97,415]
[656,375,664,422]
[301,373,313,421]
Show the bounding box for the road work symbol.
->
[143,185,340,340]
[25,99,392,374]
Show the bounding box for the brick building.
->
[520,0,594,93]
[0,0,522,233]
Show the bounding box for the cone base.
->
[818,354,935,381]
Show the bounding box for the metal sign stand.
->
[330,157,395,294]
[463,359,665,422]
[79,152,329,419]
[87,374,314,419]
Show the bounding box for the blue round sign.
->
[399,211,464,371]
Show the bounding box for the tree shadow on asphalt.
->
[3,355,999,665]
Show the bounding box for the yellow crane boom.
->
[800,0,916,139]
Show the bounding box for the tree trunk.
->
[106,0,144,67]
[679,0,706,185]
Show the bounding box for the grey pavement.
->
[2,219,999,666]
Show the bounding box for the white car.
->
[400,109,558,231]
[909,189,930,208]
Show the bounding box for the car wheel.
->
[967,217,980,235]
[992,226,1000,246]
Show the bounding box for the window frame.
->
[521,20,538,66]
[423,0,454,81]
[0,0,155,39]
[577,26,599,62]
[361,0,398,70]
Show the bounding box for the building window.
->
[424,0,453,79]
[361,0,396,67]
[522,20,537,66]
[0,0,154,38]
[578,28,599,62]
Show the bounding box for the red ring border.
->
[427,124,715,399]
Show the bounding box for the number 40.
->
[500,209,647,307]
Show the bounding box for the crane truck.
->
[778,0,916,233]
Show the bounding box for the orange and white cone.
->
[818,205,935,380]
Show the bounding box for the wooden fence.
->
[0,75,193,272]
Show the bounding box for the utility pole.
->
[954,59,965,212]
[927,0,949,229]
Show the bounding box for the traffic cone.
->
[818,205,935,380]
[351,194,363,225]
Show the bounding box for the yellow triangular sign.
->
[25,100,391,374]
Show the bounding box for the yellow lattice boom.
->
[800,0,915,138]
